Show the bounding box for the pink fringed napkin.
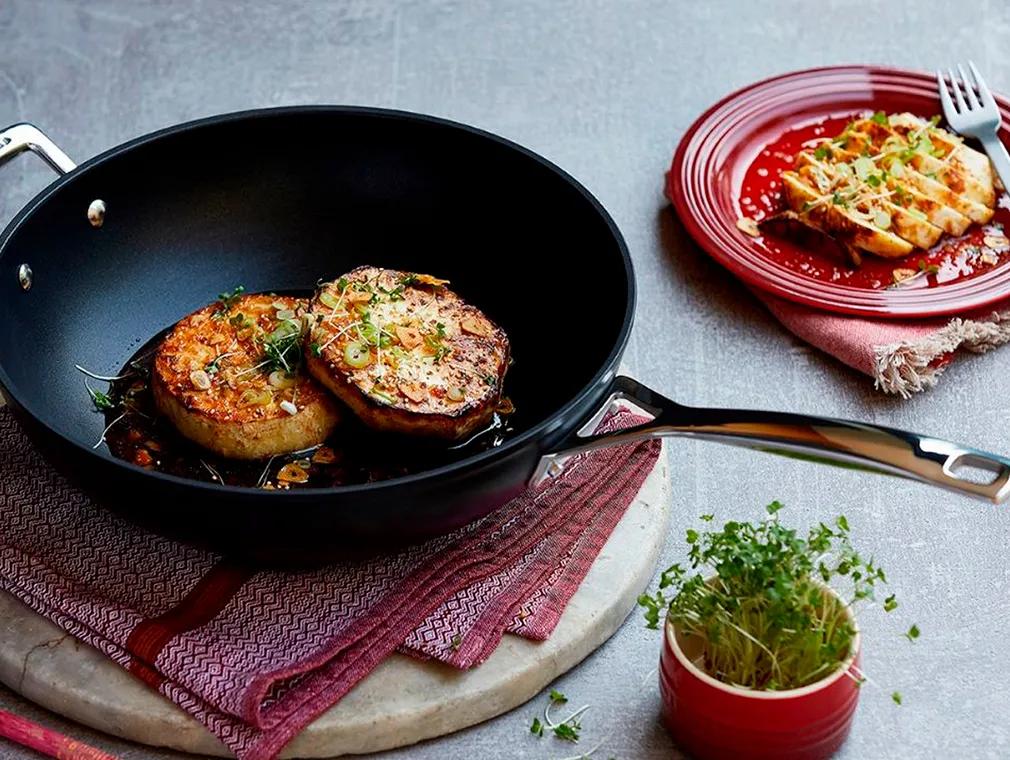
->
[0,408,659,760]
[756,291,1010,397]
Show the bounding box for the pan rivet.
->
[87,199,106,228]
[17,263,32,291]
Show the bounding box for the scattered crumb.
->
[736,217,761,237]
[891,268,917,284]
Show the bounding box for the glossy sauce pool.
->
[100,333,515,490]
[738,113,1010,291]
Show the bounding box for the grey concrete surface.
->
[1,1,1009,758]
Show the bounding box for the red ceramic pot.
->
[659,607,861,760]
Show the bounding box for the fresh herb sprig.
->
[639,502,918,693]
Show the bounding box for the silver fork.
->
[937,61,1010,192]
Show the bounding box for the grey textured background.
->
[2,1,1010,758]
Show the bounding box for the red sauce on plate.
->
[738,113,1010,291]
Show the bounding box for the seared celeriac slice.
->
[306,266,510,440]
[773,112,997,262]
[153,293,340,459]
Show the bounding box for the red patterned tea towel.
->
[758,290,1010,397]
[0,408,660,760]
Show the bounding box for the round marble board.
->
[0,451,670,758]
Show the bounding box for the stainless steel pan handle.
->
[535,375,1010,503]
[0,123,76,175]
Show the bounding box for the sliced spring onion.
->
[275,309,296,321]
[189,369,212,390]
[908,208,928,221]
[269,370,296,389]
[853,156,875,180]
[344,341,371,368]
[319,291,340,309]
[873,210,892,230]
[447,386,465,402]
[240,388,273,406]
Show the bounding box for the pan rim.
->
[0,105,636,497]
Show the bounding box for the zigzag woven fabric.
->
[0,408,659,760]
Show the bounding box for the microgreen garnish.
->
[310,342,322,358]
[74,364,134,382]
[904,623,920,642]
[378,284,406,301]
[892,691,903,705]
[813,145,831,161]
[84,380,115,412]
[261,318,306,375]
[229,312,252,328]
[399,273,418,287]
[217,285,245,312]
[639,502,917,694]
[529,688,591,745]
[552,722,580,743]
[424,322,450,362]
[92,412,126,450]
[204,352,236,375]
[918,259,939,275]
[871,111,888,125]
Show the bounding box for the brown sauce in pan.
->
[99,333,514,489]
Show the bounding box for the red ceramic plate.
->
[668,66,1010,317]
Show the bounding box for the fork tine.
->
[949,67,967,112]
[938,69,957,117]
[958,64,980,109]
[969,60,999,111]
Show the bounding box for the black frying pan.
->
[1,107,1008,564]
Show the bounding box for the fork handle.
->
[978,133,1010,193]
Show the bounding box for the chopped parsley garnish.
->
[813,145,831,161]
[870,111,888,125]
[866,174,882,188]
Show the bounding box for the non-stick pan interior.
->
[0,108,632,462]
